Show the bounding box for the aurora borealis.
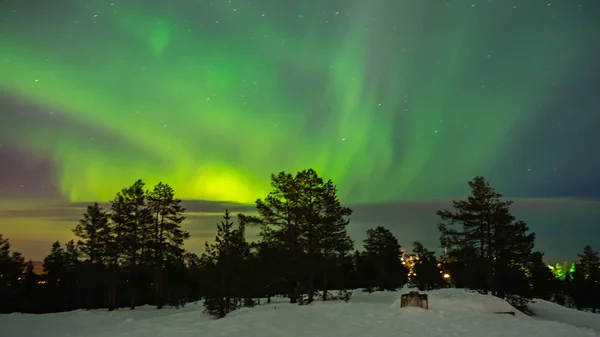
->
[1,0,599,262]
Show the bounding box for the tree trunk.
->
[129,255,137,310]
[485,213,494,295]
[289,281,298,304]
[155,266,163,309]
[130,207,140,310]
[84,264,91,311]
[108,263,116,311]
[153,208,162,309]
[307,231,315,303]
[479,242,487,294]
[307,273,314,303]
[322,274,328,301]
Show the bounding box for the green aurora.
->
[0,0,595,204]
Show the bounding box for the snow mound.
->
[529,299,600,332]
[2,289,598,337]
[387,288,517,313]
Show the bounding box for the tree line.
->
[0,170,598,317]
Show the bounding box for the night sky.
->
[1,0,599,263]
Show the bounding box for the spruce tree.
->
[43,241,65,287]
[64,240,81,309]
[43,241,67,309]
[577,245,600,279]
[73,202,110,309]
[363,226,407,291]
[575,245,600,312]
[203,210,249,318]
[570,263,588,310]
[23,260,37,311]
[0,236,26,313]
[411,241,443,291]
[146,182,188,309]
[528,252,556,300]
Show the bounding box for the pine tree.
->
[74,203,109,265]
[239,171,303,303]
[73,202,110,309]
[111,179,153,310]
[241,169,353,303]
[318,210,354,301]
[296,169,353,302]
[203,210,249,318]
[107,194,127,311]
[363,226,408,291]
[146,182,188,309]
[438,176,535,298]
[252,241,286,303]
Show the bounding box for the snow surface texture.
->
[529,299,600,332]
[2,288,598,337]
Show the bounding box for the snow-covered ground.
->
[1,288,598,337]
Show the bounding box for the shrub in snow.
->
[503,294,531,315]
[243,298,256,308]
[338,290,353,303]
[203,297,238,318]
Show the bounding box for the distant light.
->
[443,273,451,279]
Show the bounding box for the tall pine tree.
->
[111,179,153,310]
[438,176,535,299]
[239,171,303,303]
[240,169,353,303]
[296,169,353,302]
[146,182,188,309]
